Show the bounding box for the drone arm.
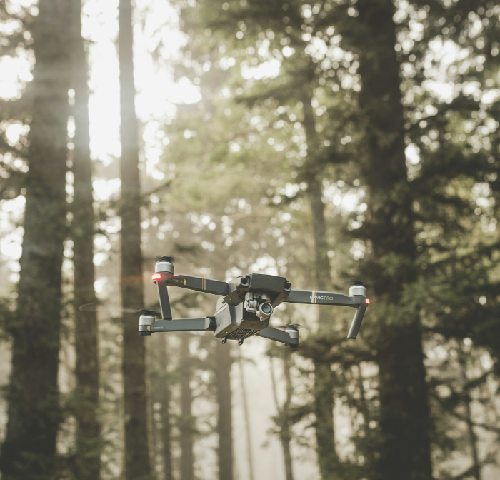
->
[285,288,370,339]
[257,327,299,347]
[166,275,230,296]
[151,317,216,333]
[156,280,172,320]
[285,289,360,307]
[347,304,368,339]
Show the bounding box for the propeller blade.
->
[134,309,161,316]
[142,255,176,262]
[79,302,102,312]
[275,323,303,329]
[78,303,160,316]
[157,255,175,263]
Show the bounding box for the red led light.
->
[365,298,370,305]
[152,273,162,281]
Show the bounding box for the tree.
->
[158,335,173,480]
[179,332,195,480]
[339,1,433,478]
[0,0,70,478]
[215,332,233,480]
[118,0,152,478]
[70,0,101,477]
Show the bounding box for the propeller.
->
[157,255,175,263]
[142,255,176,262]
[78,303,160,317]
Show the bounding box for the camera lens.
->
[259,302,273,315]
[257,302,273,320]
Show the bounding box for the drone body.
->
[139,257,369,347]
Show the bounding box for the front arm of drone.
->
[150,257,229,319]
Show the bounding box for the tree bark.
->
[355,1,433,479]
[118,0,152,478]
[210,255,234,480]
[71,0,101,478]
[457,344,482,480]
[179,333,195,480]
[147,342,159,476]
[302,87,340,480]
[238,349,255,480]
[282,348,295,480]
[0,1,69,478]
[270,353,295,480]
[159,335,173,480]
[215,339,233,480]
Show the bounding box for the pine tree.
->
[70,0,101,477]
[0,1,70,478]
[179,332,195,480]
[158,335,173,480]
[338,1,433,478]
[118,0,152,478]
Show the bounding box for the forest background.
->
[1,0,500,480]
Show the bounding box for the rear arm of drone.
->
[140,315,216,335]
[284,286,369,339]
[152,317,216,333]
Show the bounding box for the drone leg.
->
[221,338,227,344]
[157,279,172,320]
[347,304,367,339]
[238,338,244,346]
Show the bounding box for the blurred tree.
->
[269,347,295,480]
[147,332,173,480]
[336,1,434,478]
[70,0,101,478]
[214,338,233,480]
[238,349,255,480]
[179,332,194,480]
[118,0,152,478]
[0,0,70,478]
[158,335,173,480]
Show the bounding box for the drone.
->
[137,256,369,348]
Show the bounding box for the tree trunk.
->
[302,87,340,480]
[238,349,255,480]
[180,333,194,480]
[0,1,69,478]
[282,348,295,480]
[270,353,295,480]
[159,335,173,480]
[71,0,101,478]
[355,1,433,479]
[148,342,159,476]
[118,0,152,478]
[209,258,234,480]
[457,344,482,480]
[215,339,233,480]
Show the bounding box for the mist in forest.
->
[1,0,500,479]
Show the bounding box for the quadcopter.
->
[137,256,369,347]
